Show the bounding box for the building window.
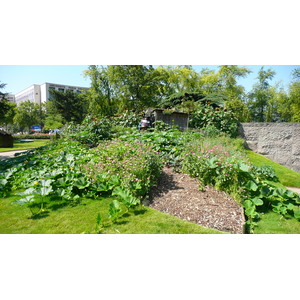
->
[58,88,64,92]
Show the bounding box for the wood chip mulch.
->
[147,167,245,234]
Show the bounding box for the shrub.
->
[110,110,142,128]
[62,115,113,147]
[189,103,239,138]
[13,134,51,140]
[83,139,163,199]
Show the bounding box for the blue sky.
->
[1,65,298,95]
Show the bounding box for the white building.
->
[0,93,15,102]
[15,84,41,105]
[14,82,89,106]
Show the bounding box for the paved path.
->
[286,186,300,195]
[0,150,29,160]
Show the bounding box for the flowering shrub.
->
[189,103,239,138]
[181,140,251,196]
[84,139,163,199]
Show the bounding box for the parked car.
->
[49,129,60,135]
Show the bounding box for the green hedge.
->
[13,134,51,140]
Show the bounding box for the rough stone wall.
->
[240,123,300,173]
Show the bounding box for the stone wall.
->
[240,123,300,173]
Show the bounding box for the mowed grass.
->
[254,212,300,234]
[246,150,300,188]
[0,194,223,234]
[0,139,50,152]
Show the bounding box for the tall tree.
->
[247,67,276,122]
[13,100,43,132]
[288,68,300,122]
[0,82,11,121]
[48,89,88,123]
[83,65,116,116]
[107,65,161,111]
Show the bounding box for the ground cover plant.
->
[0,137,163,230]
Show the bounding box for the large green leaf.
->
[39,186,53,196]
[74,176,90,189]
[112,187,140,208]
[245,207,257,218]
[41,179,53,187]
[243,200,254,209]
[109,200,121,219]
[251,197,264,206]
[294,210,300,220]
[13,195,35,205]
[0,179,8,187]
[239,162,251,172]
[17,187,36,196]
[244,180,258,192]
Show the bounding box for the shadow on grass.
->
[29,211,50,220]
[133,208,147,216]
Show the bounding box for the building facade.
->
[0,93,15,102]
[14,82,89,106]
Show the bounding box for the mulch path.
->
[148,167,245,234]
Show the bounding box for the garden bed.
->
[149,167,245,234]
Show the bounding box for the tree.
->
[83,65,116,116]
[44,101,64,130]
[288,68,300,122]
[0,82,11,122]
[157,65,200,94]
[218,65,252,100]
[197,66,252,122]
[107,65,162,112]
[13,101,43,132]
[48,89,88,123]
[247,67,276,122]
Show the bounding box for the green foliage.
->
[13,134,51,140]
[246,150,300,188]
[0,138,162,220]
[161,91,205,108]
[48,89,88,123]
[117,127,202,169]
[84,139,163,199]
[111,110,142,128]
[13,100,43,132]
[62,115,113,147]
[247,67,276,122]
[83,65,116,116]
[180,137,300,233]
[189,102,239,138]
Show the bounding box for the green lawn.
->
[254,212,300,234]
[0,139,50,152]
[246,150,300,188]
[0,194,223,234]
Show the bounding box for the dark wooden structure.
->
[146,108,189,131]
[0,130,13,148]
